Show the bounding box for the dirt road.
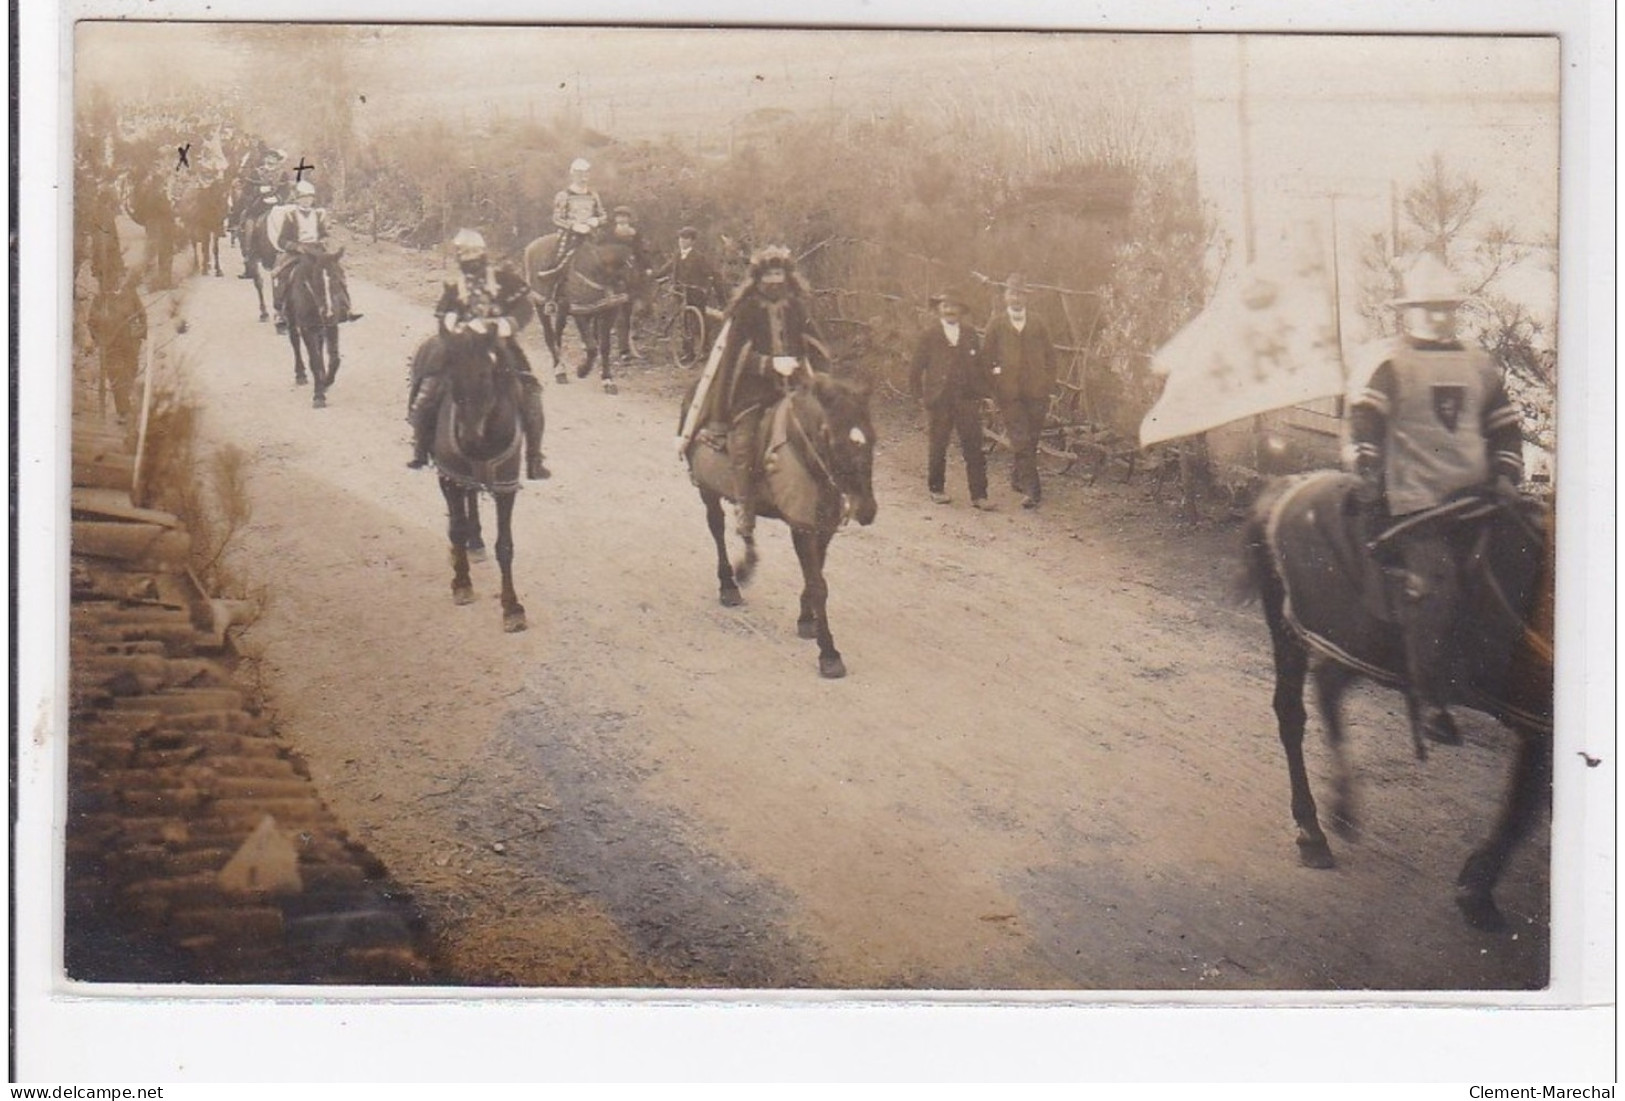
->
[163,235,1548,990]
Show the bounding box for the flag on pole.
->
[1139,264,1345,448]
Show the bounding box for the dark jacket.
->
[909,321,988,406]
[654,246,723,304]
[983,310,1057,404]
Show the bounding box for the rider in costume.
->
[408,228,550,481]
[1347,252,1524,747]
[693,245,831,538]
[549,158,607,272]
[269,179,360,332]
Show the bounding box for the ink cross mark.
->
[293,157,316,183]
[176,143,191,170]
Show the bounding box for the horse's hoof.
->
[503,611,527,633]
[576,363,592,379]
[603,380,618,395]
[1455,889,1507,932]
[819,654,847,679]
[555,372,569,385]
[313,395,326,409]
[259,312,269,322]
[1296,837,1336,870]
[466,541,487,563]
[452,586,475,606]
[296,374,309,386]
[797,618,817,640]
[719,586,743,608]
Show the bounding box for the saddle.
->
[1265,473,1406,628]
[687,397,823,530]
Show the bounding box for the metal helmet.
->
[294,180,317,198]
[452,228,487,262]
[1390,254,1467,342]
[570,157,591,173]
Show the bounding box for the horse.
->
[412,329,529,632]
[125,171,178,291]
[238,202,280,322]
[521,234,634,393]
[1239,471,1553,931]
[177,175,231,277]
[681,373,879,678]
[282,247,349,407]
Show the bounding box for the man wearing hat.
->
[1348,252,1524,747]
[549,157,607,270]
[982,272,1057,508]
[693,246,831,538]
[607,205,651,362]
[653,225,724,364]
[408,228,550,480]
[909,286,993,509]
[268,179,361,333]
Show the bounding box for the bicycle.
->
[654,278,718,369]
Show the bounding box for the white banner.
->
[1139,266,1345,448]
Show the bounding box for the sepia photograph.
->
[17,0,1614,1083]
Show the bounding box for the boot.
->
[517,374,550,480]
[406,386,438,469]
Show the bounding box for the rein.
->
[1464,522,1555,665]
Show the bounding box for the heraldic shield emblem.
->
[1432,384,1467,432]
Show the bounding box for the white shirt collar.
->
[940,319,961,345]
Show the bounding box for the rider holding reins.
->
[408,228,550,481]
[268,179,361,332]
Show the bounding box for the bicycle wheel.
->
[669,305,706,369]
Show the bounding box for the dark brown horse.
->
[177,175,232,277]
[1240,471,1552,931]
[282,247,349,406]
[521,234,634,393]
[411,330,529,632]
[126,170,178,291]
[681,373,879,678]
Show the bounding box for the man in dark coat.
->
[909,286,993,509]
[607,206,651,362]
[653,225,724,363]
[982,272,1057,508]
[691,245,831,537]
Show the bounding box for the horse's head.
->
[809,373,879,526]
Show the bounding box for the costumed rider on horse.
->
[1347,252,1525,749]
[269,179,362,333]
[682,245,832,538]
[408,228,551,481]
[543,158,607,304]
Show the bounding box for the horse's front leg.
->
[538,302,567,384]
[465,492,487,561]
[1456,728,1551,931]
[793,528,844,679]
[492,490,526,632]
[252,266,269,322]
[288,323,309,386]
[704,489,741,606]
[574,314,597,381]
[306,329,328,407]
[325,321,342,387]
[442,481,475,605]
[597,313,618,394]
